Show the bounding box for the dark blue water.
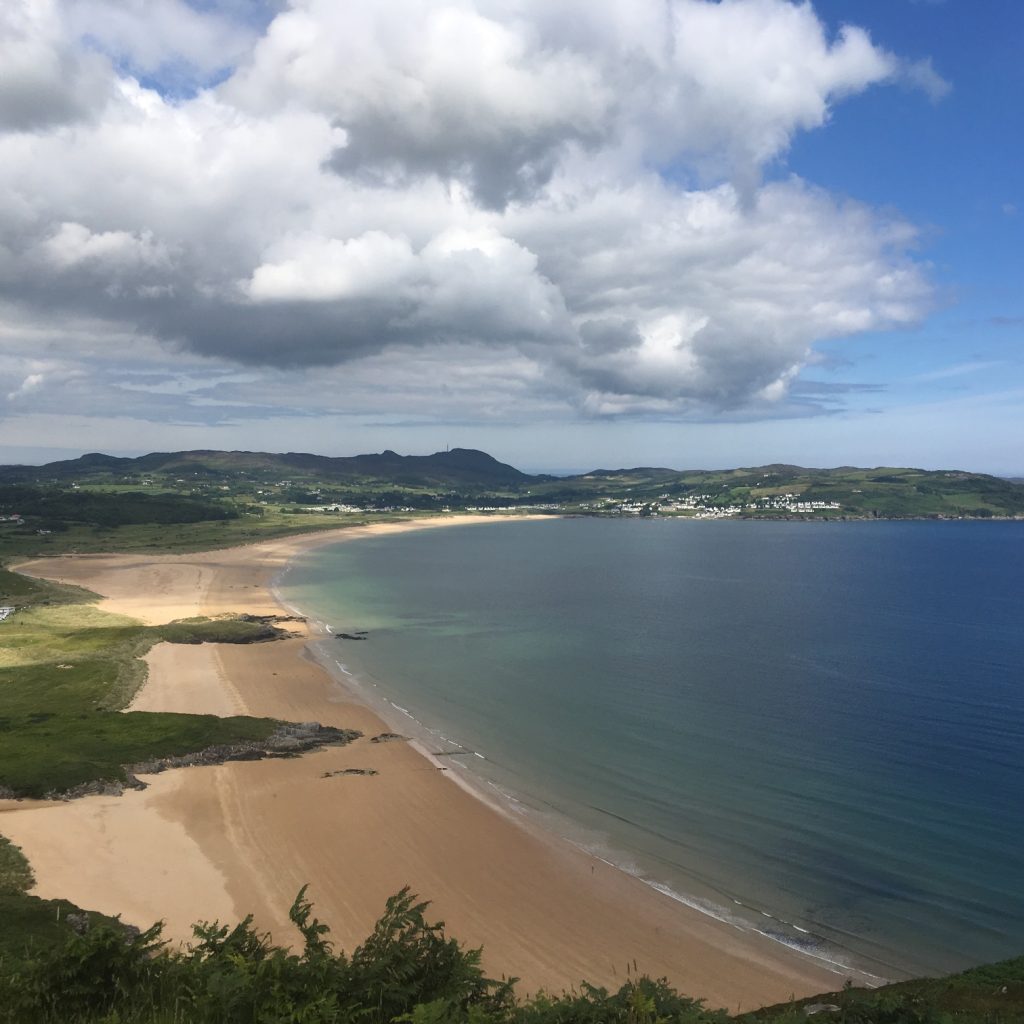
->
[281,519,1024,979]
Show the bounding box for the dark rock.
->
[66,912,91,935]
[239,613,306,625]
[370,732,407,744]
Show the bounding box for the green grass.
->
[0,572,283,798]
[746,957,1024,1024]
[0,835,33,893]
[0,711,277,798]
[0,506,413,560]
[155,616,288,645]
[0,893,127,963]
[0,566,97,607]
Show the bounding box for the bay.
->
[280,518,1024,979]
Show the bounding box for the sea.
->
[278,517,1024,982]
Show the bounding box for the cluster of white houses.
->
[301,503,366,514]
[581,493,842,517]
[747,494,842,512]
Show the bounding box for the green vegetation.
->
[1,451,1021,558]
[561,465,1024,519]
[0,885,1020,1024]
[0,570,282,799]
[0,836,124,962]
[0,834,33,893]
[746,958,1024,1024]
[0,504,396,561]
[0,886,716,1024]
[0,709,278,799]
[155,616,291,646]
[0,484,237,528]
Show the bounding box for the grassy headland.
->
[0,563,364,802]
[0,567,290,799]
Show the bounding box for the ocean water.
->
[280,518,1024,980]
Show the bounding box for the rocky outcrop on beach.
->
[49,777,148,800]
[238,613,306,626]
[44,722,361,801]
[127,722,361,775]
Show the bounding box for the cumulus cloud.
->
[899,56,951,102]
[0,0,946,424]
[63,0,264,89]
[0,0,112,129]
[225,0,904,205]
[7,373,46,402]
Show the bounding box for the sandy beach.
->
[0,515,849,1008]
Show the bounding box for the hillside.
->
[0,447,533,488]
[0,452,1022,556]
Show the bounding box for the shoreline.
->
[2,514,860,1007]
[282,579,893,988]
[301,638,885,985]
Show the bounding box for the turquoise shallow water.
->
[280,518,1024,980]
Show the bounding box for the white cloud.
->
[64,0,261,85]
[913,360,1002,383]
[224,0,905,204]
[40,222,169,272]
[248,232,417,303]
[899,56,951,102]
[7,372,46,402]
[0,0,113,129]
[0,0,945,427]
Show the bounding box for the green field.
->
[0,569,284,798]
[0,503,411,561]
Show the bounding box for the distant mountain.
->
[0,448,536,489]
[2,450,1023,518]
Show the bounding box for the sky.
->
[0,0,1021,474]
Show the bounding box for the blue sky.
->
[0,0,1020,474]
[783,0,1023,454]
